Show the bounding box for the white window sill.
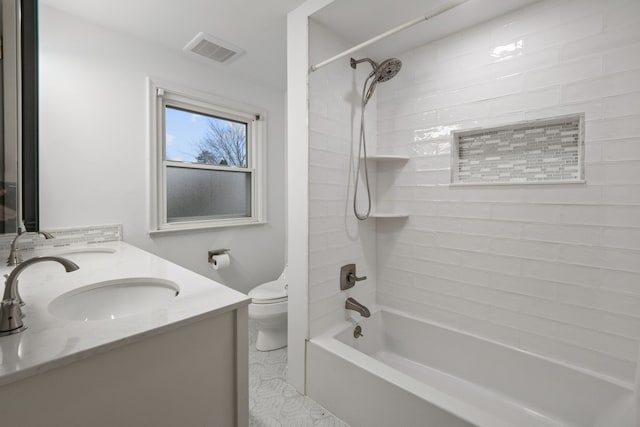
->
[149,218,266,235]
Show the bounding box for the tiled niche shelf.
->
[450,114,585,186]
[365,154,410,219]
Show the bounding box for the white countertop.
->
[0,241,250,386]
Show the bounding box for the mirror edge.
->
[21,0,38,232]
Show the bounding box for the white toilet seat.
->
[251,296,287,304]
[248,278,287,304]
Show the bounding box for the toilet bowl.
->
[248,268,287,351]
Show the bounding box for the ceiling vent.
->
[183,32,245,64]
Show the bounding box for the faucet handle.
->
[348,272,367,283]
[340,264,368,290]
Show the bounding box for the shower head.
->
[350,57,402,82]
[374,58,402,82]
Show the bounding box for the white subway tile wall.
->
[374,0,640,383]
[308,21,377,337]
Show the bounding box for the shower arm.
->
[309,0,468,73]
[350,57,378,70]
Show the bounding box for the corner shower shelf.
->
[363,154,410,162]
[360,155,410,219]
[369,212,409,218]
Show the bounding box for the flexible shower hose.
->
[353,74,378,220]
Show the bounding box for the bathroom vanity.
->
[0,242,250,426]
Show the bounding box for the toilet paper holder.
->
[208,248,230,264]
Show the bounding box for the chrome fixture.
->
[7,230,55,266]
[351,57,403,86]
[0,256,79,337]
[340,263,367,290]
[351,56,402,220]
[345,297,371,318]
[354,325,364,338]
[207,248,230,263]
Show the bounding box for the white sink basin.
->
[48,278,180,321]
[25,247,116,265]
[56,247,116,255]
[48,247,116,262]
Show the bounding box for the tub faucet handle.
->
[340,264,367,290]
[349,272,367,283]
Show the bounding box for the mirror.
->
[0,0,39,235]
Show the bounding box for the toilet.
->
[248,267,288,351]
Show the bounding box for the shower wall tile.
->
[561,69,640,103]
[604,0,640,29]
[524,57,603,90]
[601,139,640,161]
[602,93,640,118]
[603,43,640,73]
[375,0,640,384]
[307,21,377,337]
[524,100,603,121]
[560,21,640,61]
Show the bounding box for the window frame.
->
[148,78,267,233]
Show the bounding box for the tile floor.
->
[248,322,349,427]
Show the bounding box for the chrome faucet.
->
[0,256,79,337]
[345,297,370,318]
[6,230,55,266]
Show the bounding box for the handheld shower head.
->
[374,58,402,82]
[350,57,403,82]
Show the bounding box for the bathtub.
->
[307,308,635,427]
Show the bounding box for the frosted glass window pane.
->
[166,167,250,222]
[165,106,247,167]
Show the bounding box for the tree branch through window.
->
[196,119,247,167]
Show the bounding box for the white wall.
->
[307,20,378,336]
[38,5,286,293]
[375,0,640,383]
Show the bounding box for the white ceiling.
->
[41,0,541,90]
[39,0,307,90]
[312,0,541,61]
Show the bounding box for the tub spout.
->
[345,297,370,318]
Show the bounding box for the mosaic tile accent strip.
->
[0,224,123,257]
[451,114,584,184]
[248,321,349,427]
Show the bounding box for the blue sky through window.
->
[165,106,239,164]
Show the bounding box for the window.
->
[149,79,266,232]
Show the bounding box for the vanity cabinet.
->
[0,306,248,426]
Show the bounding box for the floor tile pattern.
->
[248,322,349,427]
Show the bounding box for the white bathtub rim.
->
[312,307,525,427]
[312,329,529,427]
[311,305,634,427]
[323,305,634,391]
